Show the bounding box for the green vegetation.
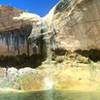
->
[0,54,42,68]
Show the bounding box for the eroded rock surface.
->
[45,0,100,51]
[0,5,42,56]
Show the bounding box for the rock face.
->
[45,0,100,51]
[0,5,42,56]
[0,0,100,66]
[0,5,49,67]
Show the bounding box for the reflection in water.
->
[1,91,100,100]
[44,77,54,100]
[44,77,54,90]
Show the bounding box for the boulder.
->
[7,67,18,82]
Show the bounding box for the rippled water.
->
[0,90,100,100]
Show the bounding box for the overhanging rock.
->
[0,5,42,56]
[45,0,100,52]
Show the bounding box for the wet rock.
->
[76,54,90,64]
[55,56,65,63]
[18,67,37,76]
[0,68,7,78]
[7,67,18,82]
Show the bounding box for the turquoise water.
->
[0,90,100,100]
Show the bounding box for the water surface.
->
[0,90,100,100]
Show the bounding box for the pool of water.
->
[0,90,100,100]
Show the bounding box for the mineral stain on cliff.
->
[0,6,49,67]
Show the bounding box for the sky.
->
[0,0,59,17]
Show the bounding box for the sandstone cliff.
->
[0,0,100,66]
[0,5,42,56]
[45,0,100,51]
